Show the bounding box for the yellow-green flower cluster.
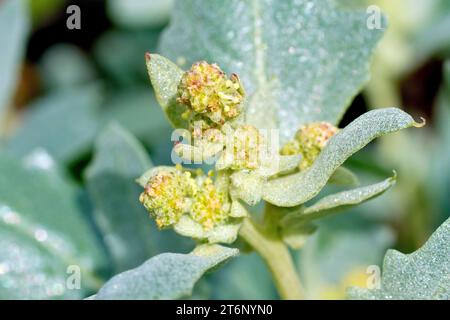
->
[281,122,338,170]
[139,167,197,228]
[230,125,262,170]
[139,167,230,230]
[191,176,229,231]
[177,61,245,128]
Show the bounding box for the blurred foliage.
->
[297,222,394,299]
[106,0,173,29]
[28,0,65,26]
[0,0,29,128]
[0,151,107,299]
[0,0,449,299]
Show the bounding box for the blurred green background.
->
[0,0,449,299]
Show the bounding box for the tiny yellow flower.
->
[190,176,229,231]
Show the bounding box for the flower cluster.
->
[231,125,262,170]
[177,61,245,130]
[139,166,196,228]
[139,166,230,232]
[141,60,273,243]
[191,175,229,230]
[281,122,338,170]
[214,124,264,171]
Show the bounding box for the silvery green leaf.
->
[174,215,241,244]
[206,221,242,244]
[39,44,97,90]
[433,61,450,221]
[230,200,248,218]
[414,7,450,62]
[0,154,107,299]
[276,155,302,175]
[101,89,173,148]
[328,166,359,186]
[348,217,450,300]
[230,171,264,206]
[173,215,206,239]
[263,108,422,207]
[282,174,396,226]
[255,154,302,177]
[95,244,238,299]
[136,166,176,188]
[5,86,102,164]
[160,0,385,142]
[85,124,188,272]
[94,30,160,86]
[174,142,223,163]
[0,0,29,121]
[145,53,188,129]
[107,0,173,28]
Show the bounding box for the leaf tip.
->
[413,117,426,128]
[145,52,151,63]
[389,170,397,183]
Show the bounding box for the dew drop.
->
[34,229,48,242]
[23,148,55,171]
[0,262,10,275]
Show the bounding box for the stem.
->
[239,218,303,300]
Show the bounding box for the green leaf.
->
[174,215,242,244]
[85,124,192,272]
[274,154,303,176]
[101,89,172,146]
[433,61,450,223]
[136,166,175,188]
[0,154,107,299]
[86,124,153,271]
[5,86,102,164]
[94,30,160,86]
[39,44,97,90]
[107,0,173,29]
[281,173,396,226]
[414,5,450,61]
[94,244,238,299]
[145,54,188,129]
[0,0,30,121]
[328,166,359,187]
[160,0,385,141]
[100,88,174,165]
[230,171,264,206]
[348,217,450,300]
[263,108,422,207]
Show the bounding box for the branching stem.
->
[239,217,303,300]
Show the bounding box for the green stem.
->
[239,218,303,300]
